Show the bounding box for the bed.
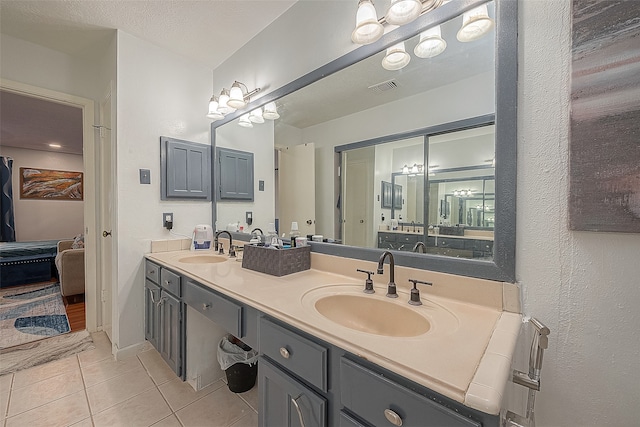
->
[0,240,60,287]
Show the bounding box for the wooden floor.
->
[64,295,86,332]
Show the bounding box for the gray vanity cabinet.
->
[145,261,183,377]
[259,357,327,427]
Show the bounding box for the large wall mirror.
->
[212,0,517,282]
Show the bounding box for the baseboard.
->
[114,340,146,361]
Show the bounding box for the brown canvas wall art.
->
[569,0,640,232]
[20,168,83,200]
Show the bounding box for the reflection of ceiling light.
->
[48,143,61,148]
[457,4,495,42]
[385,0,422,26]
[410,164,420,174]
[414,25,447,58]
[351,0,384,45]
[402,164,410,174]
[453,189,473,197]
[263,102,280,120]
[238,114,253,128]
[249,107,265,123]
[382,42,410,70]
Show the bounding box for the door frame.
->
[1,78,98,332]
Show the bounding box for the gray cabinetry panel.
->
[145,261,160,283]
[144,280,160,350]
[158,291,181,376]
[340,357,480,427]
[259,357,327,427]
[339,411,369,427]
[160,136,211,201]
[160,268,181,297]
[217,147,254,200]
[259,317,328,392]
[183,279,242,337]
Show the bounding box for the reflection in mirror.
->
[212,0,517,281]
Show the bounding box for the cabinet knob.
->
[202,303,211,310]
[279,347,290,359]
[384,409,403,426]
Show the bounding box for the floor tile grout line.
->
[78,353,96,426]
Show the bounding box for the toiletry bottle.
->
[289,222,300,247]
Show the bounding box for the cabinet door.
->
[159,291,182,376]
[217,147,254,200]
[160,137,212,201]
[144,280,160,350]
[259,357,326,427]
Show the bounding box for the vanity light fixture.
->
[217,89,235,115]
[414,25,447,58]
[206,95,225,120]
[227,81,261,109]
[238,114,253,128]
[382,41,411,70]
[385,0,422,25]
[457,4,495,42]
[249,107,265,124]
[263,102,280,120]
[352,0,384,45]
[402,164,410,174]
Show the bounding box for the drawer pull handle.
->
[279,347,290,359]
[147,270,155,275]
[202,303,211,310]
[384,409,403,426]
[164,280,171,287]
[291,395,306,427]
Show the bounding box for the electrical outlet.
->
[163,212,173,230]
[246,211,253,226]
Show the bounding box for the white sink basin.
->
[178,255,226,264]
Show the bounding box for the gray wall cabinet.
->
[160,136,212,201]
[216,147,254,201]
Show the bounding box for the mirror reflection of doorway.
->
[342,147,374,247]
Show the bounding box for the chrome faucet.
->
[412,242,426,253]
[411,220,416,232]
[215,230,235,257]
[377,251,398,298]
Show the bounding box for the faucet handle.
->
[407,279,433,306]
[228,244,236,258]
[356,269,375,294]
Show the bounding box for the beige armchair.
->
[55,240,85,297]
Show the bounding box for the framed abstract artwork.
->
[19,168,83,200]
[569,0,640,232]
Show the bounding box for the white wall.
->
[116,31,213,351]
[215,119,276,233]
[0,147,84,241]
[213,1,640,425]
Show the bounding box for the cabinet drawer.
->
[340,358,480,427]
[183,280,242,337]
[259,317,328,392]
[378,233,396,243]
[340,411,368,427]
[145,260,160,284]
[434,237,465,249]
[396,234,418,244]
[160,268,181,297]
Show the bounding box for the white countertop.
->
[145,249,520,415]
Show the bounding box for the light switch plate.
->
[259,180,264,191]
[139,169,151,184]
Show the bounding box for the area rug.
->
[0,282,70,350]
[0,329,94,375]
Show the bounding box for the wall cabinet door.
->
[159,291,182,376]
[259,357,326,427]
[217,147,254,200]
[160,136,212,201]
[144,280,160,350]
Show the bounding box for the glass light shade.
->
[227,83,247,109]
[206,96,224,120]
[414,25,447,58]
[457,4,495,42]
[351,0,384,45]
[385,0,422,26]
[402,164,409,174]
[238,114,253,128]
[218,91,236,114]
[410,164,420,174]
[263,102,280,120]
[249,107,265,124]
[382,42,410,70]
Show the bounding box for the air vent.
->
[368,79,398,93]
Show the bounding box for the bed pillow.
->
[71,234,84,249]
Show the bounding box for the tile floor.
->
[0,332,258,427]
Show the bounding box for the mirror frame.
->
[211,0,517,282]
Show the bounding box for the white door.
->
[277,143,315,237]
[343,148,374,247]
[99,85,114,342]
